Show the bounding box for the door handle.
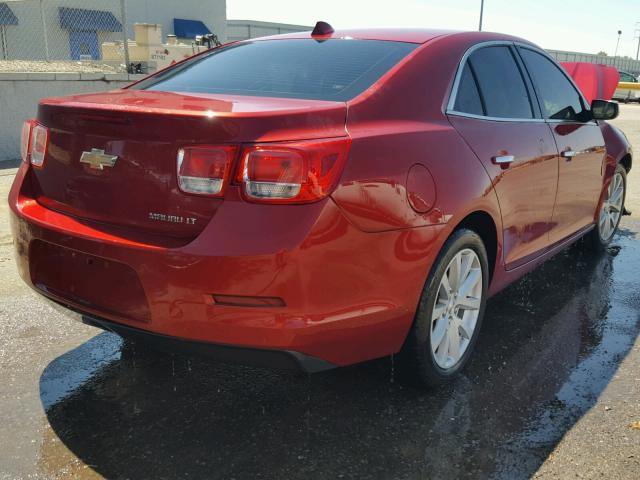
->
[561,150,577,159]
[492,155,515,167]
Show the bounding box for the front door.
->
[518,47,605,244]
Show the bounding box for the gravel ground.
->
[0,60,120,73]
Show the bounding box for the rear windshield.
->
[133,39,417,101]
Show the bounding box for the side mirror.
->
[591,99,619,120]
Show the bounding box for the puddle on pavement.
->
[34,224,640,479]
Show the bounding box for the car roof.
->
[252,28,456,44]
[251,27,531,45]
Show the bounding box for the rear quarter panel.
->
[331,34,505,320]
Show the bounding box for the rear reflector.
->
[177,146,237,196]
[212,294,285,307]
[237,137,351,204]
[30,124,48,168]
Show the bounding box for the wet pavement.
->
[1,107,639,479]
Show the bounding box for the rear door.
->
[518,47,606,244]
[447,44,559,269]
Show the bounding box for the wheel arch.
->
[451,210,499,282]
[620,153,632,172]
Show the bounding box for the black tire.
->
[400,228,489,387]
[586,163,627,250]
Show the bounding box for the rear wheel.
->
[400,229,489,386]
[587,164,626,249]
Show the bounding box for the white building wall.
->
[3,0,126,60]
[1,0,226,61]
[125,0,227,43]
[226,20,310,42]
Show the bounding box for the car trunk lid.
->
[31,89,347,241]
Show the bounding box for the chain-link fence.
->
[0,0,129,72]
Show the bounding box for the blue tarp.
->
[58,7,122,32]
[0,3,18,26]
[174,18,211,39]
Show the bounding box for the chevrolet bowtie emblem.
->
[79,149,118,170]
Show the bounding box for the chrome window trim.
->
[546,118,598,125]
[447,111,546,123]
[445,40,594,124]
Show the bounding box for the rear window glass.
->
[133,39,417,101]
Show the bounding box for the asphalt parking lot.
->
[1,105,639,480]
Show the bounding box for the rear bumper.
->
[81,309,335,373]
[9,162,445,367]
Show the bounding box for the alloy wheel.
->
[430,248,483,370]
[599,172,625,241]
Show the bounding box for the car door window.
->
[619,72,636,82]
[453,63,484,116]
[466,46,534,119]
[520,48,589,122]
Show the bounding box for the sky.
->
[227,0,640,58]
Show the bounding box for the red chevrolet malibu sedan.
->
[9,25,631,385]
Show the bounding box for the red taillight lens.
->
[238,137,351,203]
[20,119,37,163]
[177,146,237,196]
[29,124,48,168]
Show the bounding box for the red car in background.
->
[9,23,632,385]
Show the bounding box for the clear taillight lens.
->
[243,149,304,200]
[29,124,48,168]
[20,119,36,163]
[177,146,237,196]
[238,138,351,204]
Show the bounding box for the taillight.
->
[20,119,37,163]
[177,146,237,196]
[29,124,49,168]
[237,138,351,204]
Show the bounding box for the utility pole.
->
[635,22,639,61]
[479,0,485,31]
[614,30,622,69]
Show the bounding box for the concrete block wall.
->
[0,73,145,161]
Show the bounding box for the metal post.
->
[120,0,130,72]
[478,0,484,31]
[40,0,50,61]
[0,26,6,60]
[635,24,640,61]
